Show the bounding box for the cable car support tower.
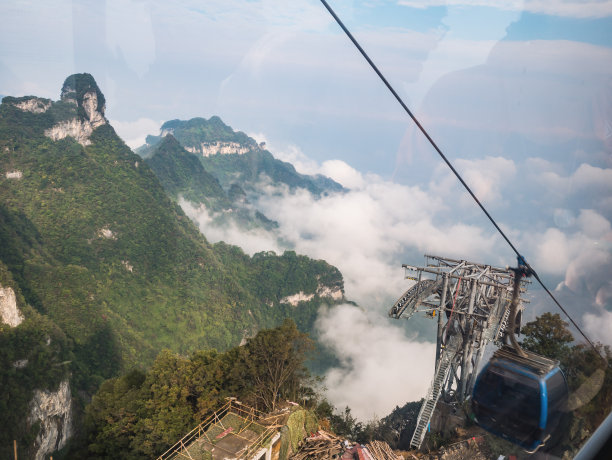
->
[388,255,528,450]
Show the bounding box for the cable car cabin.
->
[472,346,568,453]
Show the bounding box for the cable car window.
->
[546,370,568,414]
[475,365,541,442]
[1,2,610,459]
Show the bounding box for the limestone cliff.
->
[28,380,73,460]
[0,286,24,327]
[44,73,107,146]
[280,283,344,306]
[12,97,51,114]
[185,140,253,156]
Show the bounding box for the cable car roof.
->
[492,346,560,376]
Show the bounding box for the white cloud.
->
[266,143,321,176]
[430,156,517,207]
[179,198,283,256]
[577,209,612,238]
[318,160,366,189]
[397,0,612,19]
[253,167,503,307]
[541,164,612,193]
[532,228,574,276]
[316,304,435,420]
[563,249,612,299]
[458,157,516,202]
[523,210,612,282]
[523,209,612,330]
[247,131,268,145]
[583,309,612,346]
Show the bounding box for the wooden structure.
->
[157,399,281,460]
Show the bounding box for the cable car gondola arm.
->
[506,262,533,358]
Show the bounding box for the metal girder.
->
[389,254,528,450]
[388,279,441,320]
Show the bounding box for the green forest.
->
[0,74,345,459]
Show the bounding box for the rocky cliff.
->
[28,380,73,460]
[43,73,108,146]
[0,286,24,327]
[185,140,253,156]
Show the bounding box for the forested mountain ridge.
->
[0,74,344,459]
[146,134,231,210]
[141,116,260,155]
[138,116,346,197]
[145,133,278,231]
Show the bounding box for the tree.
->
[521,312,574,361]
[239,319,313,411]
[84,369,147,460]
[80,321,315,458]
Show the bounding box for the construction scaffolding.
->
[389,255,528,450]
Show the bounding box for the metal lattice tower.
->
[388,255,528,450]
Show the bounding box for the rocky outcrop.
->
[13,359,28,368]
[122,260,134,272]
[316,284,343,301]
[28,380,73,460]
[280,284,343,306]
[44,73,107,146]
[185,141,252,157]
[97,227,116,239]
[280,291,315,306]
[45,118,99,146]
[5,170,23,179]
[0,286,24,327]
[13,97,51,114]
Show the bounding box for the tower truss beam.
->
[388,254,528,450]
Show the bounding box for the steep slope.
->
[146,134,230,210]
[139,116,345,196]
[0,74,345,458]
[145,133,279,230]
[0,249,72,459]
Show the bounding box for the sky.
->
[1,0,612,420]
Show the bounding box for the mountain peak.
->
[60,73,106,123]
[159,133,182,149]
[41,74,108,146]
[61,74,105,108]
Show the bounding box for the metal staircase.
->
[409,334,460,450]
[389,279,441,319]
[492,303,512,343]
